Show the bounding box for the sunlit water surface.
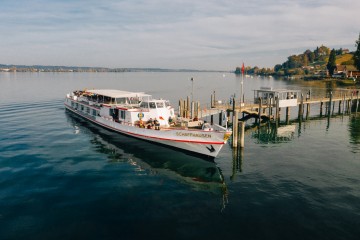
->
[0,72,359,239]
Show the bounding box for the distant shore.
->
[0,64,228,73]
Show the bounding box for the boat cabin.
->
[253,88,300,107]
[68,89,176,128]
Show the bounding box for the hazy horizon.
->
[0,0,358,71]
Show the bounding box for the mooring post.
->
[320,101,323,117]
[227,109,231,126]
[343,94,346,114]
[232,110,238,148]
[328,91,332,116]
[275,96,280,125]
[183,100,187,117]
[258,97,262,122]
[286,106,290,124]
[186,96,190,118]
[232,98,238,147]
[356,91,359,113]
[306,104,310,120]
[191,101,195,119]
[196,101,200,118]
[238,121,245,148]
[268,98,272,118]
[338,99,341,114]
[212,91,216,108]
[298,93,303,119]
[179,99,182,118]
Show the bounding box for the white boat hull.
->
[64,103,228,158]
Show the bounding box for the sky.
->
[0,0,359,71]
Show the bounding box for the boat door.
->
[119,109,126,122]
[113,108,119,121]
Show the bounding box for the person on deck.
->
[154,118,160,130]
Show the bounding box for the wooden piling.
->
[196,101,200,118]
[275,96,280,126]
[191,101,195,119]
[186,96,190,118]
[298,94,304,119]
[213,91,216,107]
[238,121,245,148]
[328,91,332,116]
[268,98,272,118]
[258,97,262,122]
[227,109,231,126]
[286,106,290,124]
[320,101,323,117]
[179,99,182,118]
[232,110,238,148]
[306,103,310,120]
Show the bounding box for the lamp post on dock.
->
[191,77,194,103]
[241,63,245,106]
[191,77,194,119]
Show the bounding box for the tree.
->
[274,64,282,72]
[354,33,360,70]
[327,49,337,75]
[309,52,315,63]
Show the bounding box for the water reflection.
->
[349,113,360,152]
[65,111,227,194]
[230,147,243,181]
[250,123,295,144]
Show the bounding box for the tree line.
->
[235,33,360,76]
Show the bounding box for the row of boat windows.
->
[71,101,98,117]
[140,101,167,109]
[84,96,140,105]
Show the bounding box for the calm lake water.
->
[0,72,359,240]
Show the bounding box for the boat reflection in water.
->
[66,111,227,197]
[251,123,296,144]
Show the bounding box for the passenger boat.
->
[64,89,232,158]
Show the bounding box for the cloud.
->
[0,0,359,69]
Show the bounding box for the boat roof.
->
[85,89,151,98]
[255,89,301,93]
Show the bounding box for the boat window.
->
[156,102,164,108]
[120,110,125,119]
[116,98,126,104]
[149,102,156,109]
[104,97,110,103]
[92,109,97,116]
[165,101,171,107]
[140,102,148,108]
[128,97,140,104]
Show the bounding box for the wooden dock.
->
[178,88,360,149]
